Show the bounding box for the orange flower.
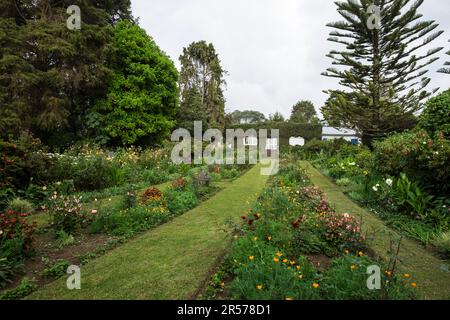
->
[256,284,263,290]
[249,256,255,261]
[276,252,283,257]
[273,257,280,263]
[403,273,410,278]
[283,259,288,263]
[312,283,319,289]
[385,271,392,277]
[411,283,417,288]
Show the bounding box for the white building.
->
[322,127,360,145]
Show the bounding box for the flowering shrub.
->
[0,210,36,257]
[141,188,163,204]
[171,178,187,190]
[373,130,450,197]
[319,212,364,250]
[48,193,85,232]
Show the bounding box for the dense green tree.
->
[418,89,450,138]
[322,0,443,146]
[269,111,285,123]
[438,39,450,74]
[289,100,320,124]
[231,110,266,124]
[178,41,227,131]
[87,21,179,146]
[0,0,132,145]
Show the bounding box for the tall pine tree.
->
[178,41,227,131]
[321,0,443,146]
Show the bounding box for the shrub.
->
[373,130,450,197]
[7,198,34,214]
[419,89,450,138]
[41,260,71,278]
[122,190,137,209]
[171,178,187,190]
[0,278,37,300]
[0,210,36,259]
[48,193,85,232]
[0,257,22,289]
[164,189,198,216]
[141,188,163,204]
[432,231,450,256]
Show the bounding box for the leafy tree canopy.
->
[87,20,179,146]
[289,100,320,125]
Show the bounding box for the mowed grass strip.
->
[28,165,268,299]
[300,161,450,300]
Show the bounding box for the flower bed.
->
[202,161,416,300]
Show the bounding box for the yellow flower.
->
[253,236,258,241]
[296,265,301,270]
[285,297,293,301]
[411,282,417,288]
[403,273,410,278]
[256,284,263,290]
[344,250,349,254]
[276,252,283,257]
[298,274,303,279]
[249,256,255,261]
[290,260,296,265]
[267,236,272,241]
[220,282,225,287]
[357,251,364,257]
[312,283,319,289]
[351,265,357,271]
[273,257,280,263]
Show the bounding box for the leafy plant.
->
[7,198,34,214]
[41,260,70,278]
[0,278,37,300]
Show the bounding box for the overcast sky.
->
[131,0,450,119]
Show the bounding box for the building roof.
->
[322,127,357,136]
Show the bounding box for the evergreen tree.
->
[178,41,227,131]
[438,39,450,74]
[87,21,178,146]
[231,110,266,124]
[322,0,443,146]
[0,0,132,145]
[289,100,320,124]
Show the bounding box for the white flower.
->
[372,186,379,192]
[385,178,393,187]
[42,186,47,191]
[349,162,356,166]
[0,230,3,236]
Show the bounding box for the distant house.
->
[322,127,360,145]
[289,136,305,147]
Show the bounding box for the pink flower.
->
[91,209,98,214]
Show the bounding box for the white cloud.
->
[132,0,450,119]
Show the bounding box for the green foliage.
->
[7,198,33,214]
[178,41,226,131]
[419,89,450,138]
[432,231,450,256]
[322,0,443,145]
[289,100,320,125]
[230,110,266,125]
[48,194,85,233]
[0,1,131,142]
[0,257,22,289]
[164,189,198,216]
[373,130,450,197]
[0,278,37,300]
[88,21,178,146]
[55,230,76,249]
[42,260,71,279]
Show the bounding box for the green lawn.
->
[28,165,268,299]
[300,161,450,300]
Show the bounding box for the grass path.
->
[300,161,450,300]
[28,165,268,299]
